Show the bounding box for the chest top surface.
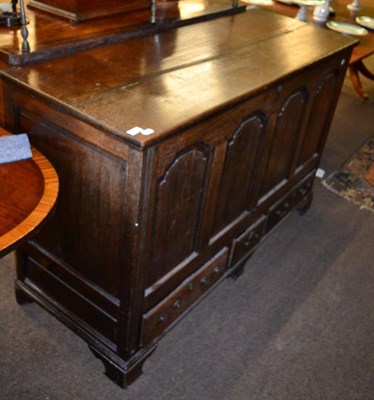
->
[2,9,357,148]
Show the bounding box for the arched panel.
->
[261,89,308,196]
[213,113,266,235]
[147,145,210,286]
[297,71,339,167]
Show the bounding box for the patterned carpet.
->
[323,137,374,212]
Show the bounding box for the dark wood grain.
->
[29,0,149,22]
[2,10,357,148]
[0,9,356,388]
[0,0,245,66]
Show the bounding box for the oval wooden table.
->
[259,0,374,99]
[0,128,59,257]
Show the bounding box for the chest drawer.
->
[141,248,228,347]
[266,191,295,233]
[229,216,267,268]
[266,172,315,233]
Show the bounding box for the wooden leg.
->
[349,60,374,100]
[356,60,374,80]
[228,258,247,280]
[88,345,152,389]
[297,191,313,216]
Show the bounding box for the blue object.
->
[0,134,32,165]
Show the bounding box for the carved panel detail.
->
[261,88,308,196]
[147,144,211,286]
[213,113,266,235]
[297,71,339,167]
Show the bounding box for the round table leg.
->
[349,59,374,100]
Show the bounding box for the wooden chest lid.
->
[2,9,357,148]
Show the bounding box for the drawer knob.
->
[213,267,220,275]
[244,232,253,246]
[244,231,259,246]
[172,300,181,309]
[200,277,209,286]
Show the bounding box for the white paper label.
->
[316,168,325,179]
[127,127,143,136]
